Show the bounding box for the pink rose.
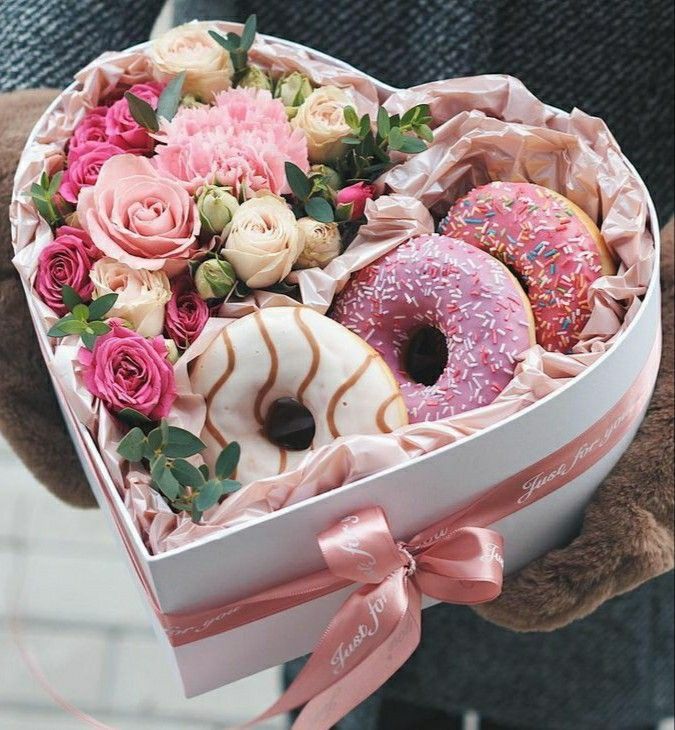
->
[105,81,164,154]
[163,281,210,349]
[35,233,94,316]
[77,154,200,270]
[60,142,124,203]
[68,107,109,157]
[336,182,375,220]
[54,225,102,260]
[79,325,176,420]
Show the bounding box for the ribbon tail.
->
[292,581,422,730]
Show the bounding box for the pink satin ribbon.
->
[68,335,660,729]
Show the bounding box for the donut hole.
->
[264,397,316,450]
[404,326,449,386]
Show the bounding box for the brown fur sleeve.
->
[475,219,674,631]
[0,89,96,507]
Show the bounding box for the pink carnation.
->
[60,142,124,203]
[105,82,164,154]
[153,87,309,196]
[79,325,176,420]
[68,107,109,158]
[35,232,94,316]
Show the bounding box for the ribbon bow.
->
[254,506,503,729]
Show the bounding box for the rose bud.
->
[274,71,313,118]
[294,218,341,269]
[309,164,342,192]
[197,185,240,237]
[194,257,236,300]
[164,338,180,364]
[336,181,375,220]
[237,66,272,91]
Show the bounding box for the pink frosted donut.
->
[330,234,535,423]
[439,182,615,352]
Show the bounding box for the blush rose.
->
[77,154,200,270]
[79,325,176,419]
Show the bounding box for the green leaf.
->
[164,427,206,458]
[226,31,242,47]
[88,293,118,321]
[343,105,359,130]
[198,464,210,480]
[117,427,146,462]
[61,285,82,312]
[400,106,419,127]
[72,303,89,321]
[215,442,241,479]
[240,14,257,51]
[88,320,111,336]
[341,136,362,145]
[124,92,159,132]
[170,459,205,487]
[220,478,242,494]
[49,318,87,336]
[416,123,434,143]
[195,480,224,511]
[397,135,428,154]
[305,196,334,223]
[80,330,97,350]
[152,462,181,500]
[47,171,63,196]
[32,196,58,227]
[118,408,153,428]
[377,107,390,138]
[285,162,312,201]
[387,126,404,150]
[359,114,372,138]
[159,419,170,448]
[191,505,203,523]
[208,30,238,51]
[146,427,164,457]
[156,71,186,122]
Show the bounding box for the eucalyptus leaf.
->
[285,161,312,201]
[118,408,154,428]
[208,30,237,51]
[88,321,111,336]
[170,459,205,487]
[195,480,223,511]
[165,426,206,458]
[80,331,97,350]
[240,14,257,51]
[387,126,404,150]
[341,136,362,145]
[117,427,146,462]
[377,107,390,138]
[153,468,181,501]
[305,196,334,223]
[215,442,241,479]
[417,123,434,143]
[156,71,186,122]
[343,105,359,130]
[198,464,210,480]
[47,171,63,196]
[220,478,242,494]
[397,135,428,154]
[124,92,159,132]
[359,113,372,137]
[191,506,203,524]
[88,292,119,321]
[146,428,164,457]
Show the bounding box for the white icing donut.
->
[190,306,408,485]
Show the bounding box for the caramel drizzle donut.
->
[190,306,408,485]
[440,182,615,352]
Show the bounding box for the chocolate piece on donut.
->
[439,181,615,353]
[190,306,408,485]
[330,234,536,424]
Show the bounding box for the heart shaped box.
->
[12,27,661,698]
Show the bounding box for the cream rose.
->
[292,86,353,163]
[151,23,234,101]
[90,258,171,337]
[223,195,301,288]
[294,218,341,269]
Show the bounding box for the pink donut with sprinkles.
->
[330,234,536,423]
[439,182,615,353]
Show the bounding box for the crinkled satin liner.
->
[9,25,655,554]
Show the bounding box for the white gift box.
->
[14,32,662,700]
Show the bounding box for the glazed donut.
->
[331,234,536,423]
[190,306,408,484]
[439,181,615,352]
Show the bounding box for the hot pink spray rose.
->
[153,87,309,196]
[35,232,94,315]
[163,280,210,349]
[68,107,109,155]
[59,142,124,203]
[53,225,101,261]
[105,81,164,154]
[77,154,200,270]
[336,182,375,220]
[79,325,176,419]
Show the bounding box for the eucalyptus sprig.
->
[338,104,433,183]
[31,171,71,228]
[284,162,342,224]
[117,419,242,522]
[208,14,257,84]
[47,286,118,349]
[125,70,187,132]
